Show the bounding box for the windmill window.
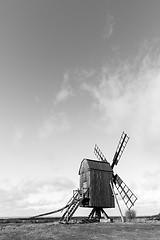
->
[83,182,88,194]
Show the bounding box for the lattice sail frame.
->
[113,174,137,210]
[111,132,129,169]
[94,144,108,162]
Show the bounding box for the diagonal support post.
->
[110,182,124,222]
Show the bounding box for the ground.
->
[0,222,160,240]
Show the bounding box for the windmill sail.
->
[94,144,108,162]
[113,174,137,210]
[111,132,129,169]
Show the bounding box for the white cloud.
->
[54,72,74,104]
[103,12,115,40]
[39,112,70,138]
[13,126,26,146]
[134,170,160,215]
[82,41,160,150]
[0,178,75,216]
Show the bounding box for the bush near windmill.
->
[125,209,137,222]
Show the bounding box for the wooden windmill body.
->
[79,159,114,208]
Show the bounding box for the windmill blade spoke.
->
[113,174,137,210]
[94,144,108,162]
[111,132,129,169]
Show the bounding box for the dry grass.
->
[0,222,160,240]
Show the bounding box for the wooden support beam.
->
[110,182,124,222]
[101,208,110,220]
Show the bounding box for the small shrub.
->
[125,209,136,222]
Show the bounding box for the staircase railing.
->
[60,189,82,222]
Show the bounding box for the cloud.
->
[13,126,26,146]
[54,72,74,104]
[81,40,160,154]
[133,170,160,215]
[39,72,73,139]
[0,178,75,216]
[39,112,70,138]
[103,12,115,40]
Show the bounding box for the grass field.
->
[0,222,160,240]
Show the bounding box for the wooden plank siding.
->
[79,159,115,208]
[90,170,114,208]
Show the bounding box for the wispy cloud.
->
[39,112,70,138]
[54,72,74,104]
[13,126,26,146]
[81,40,160,151]
[39,72,73,139]
[0,178,75,216]
[103,12,115,40]
[134,169,160,215]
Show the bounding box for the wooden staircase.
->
[60,189,82,223]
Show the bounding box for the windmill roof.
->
[79,158,112,175]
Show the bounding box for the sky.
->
[1,0,160,217]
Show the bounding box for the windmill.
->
[60,132,137,223]
[33,132,137,223]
